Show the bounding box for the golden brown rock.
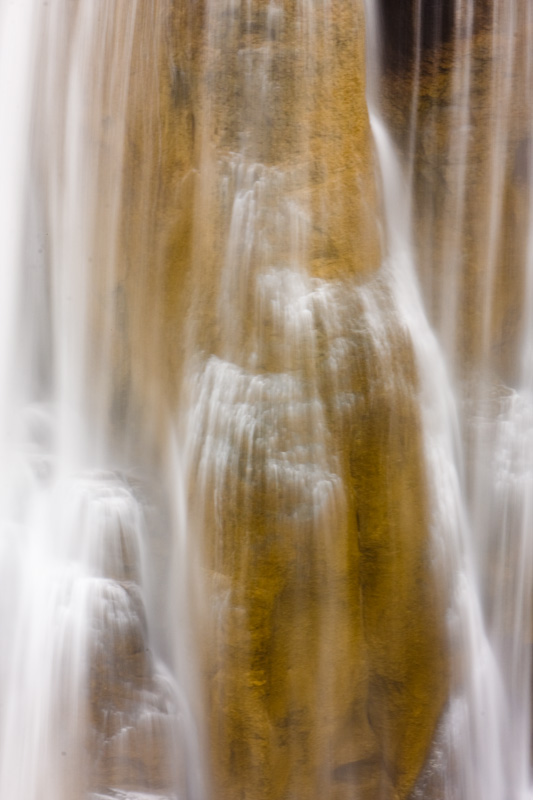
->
[87,1,450,798]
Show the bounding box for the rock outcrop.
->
[90,1,451,797]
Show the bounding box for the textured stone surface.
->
[191,281,447,800]
[381,3,533,795]
[100,1,450,798]
[382,3,533,385]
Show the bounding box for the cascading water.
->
[0,3,188,799]
[0,0,532,799]
[368,6,517,799]
[375,0,533,798]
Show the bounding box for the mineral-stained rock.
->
[380,2,533,794]
[185,273,448,799]
[98,0,451,798]
[382,3,533,386]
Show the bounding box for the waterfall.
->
[0,0,531,799]
[374,0,533,798]
[0,3,187,799]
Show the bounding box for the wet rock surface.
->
[382,2,533,385]
[96,0,450,798]
[78,478,182,798]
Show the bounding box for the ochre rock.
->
[88,1,451,798]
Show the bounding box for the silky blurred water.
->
[0,0,532,798]
[368,0,533,797]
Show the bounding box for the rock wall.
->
[87,1,451,797]
[381,0,533,794]
[382,0,533,386]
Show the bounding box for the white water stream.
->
[0,3,185,799]
[0,0,531,799]
[368,0,533,798]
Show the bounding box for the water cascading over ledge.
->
[380,0,533,797]
[0,0,531,799]
[117,1,447,796]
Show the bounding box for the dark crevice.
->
[378,0,456,72]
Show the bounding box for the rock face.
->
[381,1,533,796]
[191,283,447,800]
[94,0,451,798]
[382,1,533,386]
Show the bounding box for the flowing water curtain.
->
[37,0,140,461]
[425,3,533,798]
[171,0,450,798]
[377,0,533,797]
[179,2,347,795]
[2,0,522,798]
[0,3,186,800]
